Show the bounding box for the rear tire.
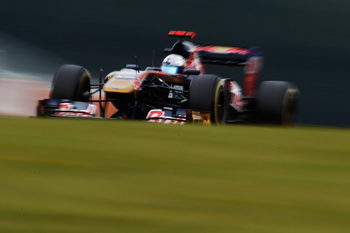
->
[256,81,299,125]
[51,64,91,102]
[189,74,227,124]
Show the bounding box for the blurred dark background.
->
[0,0,349,127]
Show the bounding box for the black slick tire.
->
[189,74,226,124]
[51,64,91,102]
[256,81,299,125]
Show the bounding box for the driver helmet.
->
[161,54,186,74]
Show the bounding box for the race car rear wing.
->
[165,30,262,66]
[196,46,262,66]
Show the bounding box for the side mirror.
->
[145,67,161,71]
[126,64,139,70]
[182,69,200,75]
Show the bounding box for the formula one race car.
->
[37,30,299,125]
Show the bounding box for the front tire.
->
[51,64,91,102]
[189,74,227,124]
[255,81,299,125]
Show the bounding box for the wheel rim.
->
[213,80,225,124]
[282,89,298,125]
[76,73,91,101]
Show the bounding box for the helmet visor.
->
[162,66,179,74]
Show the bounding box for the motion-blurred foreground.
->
[1,118,350,233]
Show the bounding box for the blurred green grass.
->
[0,117,349,233]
